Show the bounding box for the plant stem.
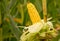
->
[42,0,47,22]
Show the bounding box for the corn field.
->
[0,0,60,41]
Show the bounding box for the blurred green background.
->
[0,0,60,41]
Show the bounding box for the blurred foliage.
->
[0,0,60,41]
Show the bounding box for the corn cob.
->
[27,2,41,24]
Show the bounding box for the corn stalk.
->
[42,0,47,22]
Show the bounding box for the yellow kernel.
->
[27,2,41,24]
